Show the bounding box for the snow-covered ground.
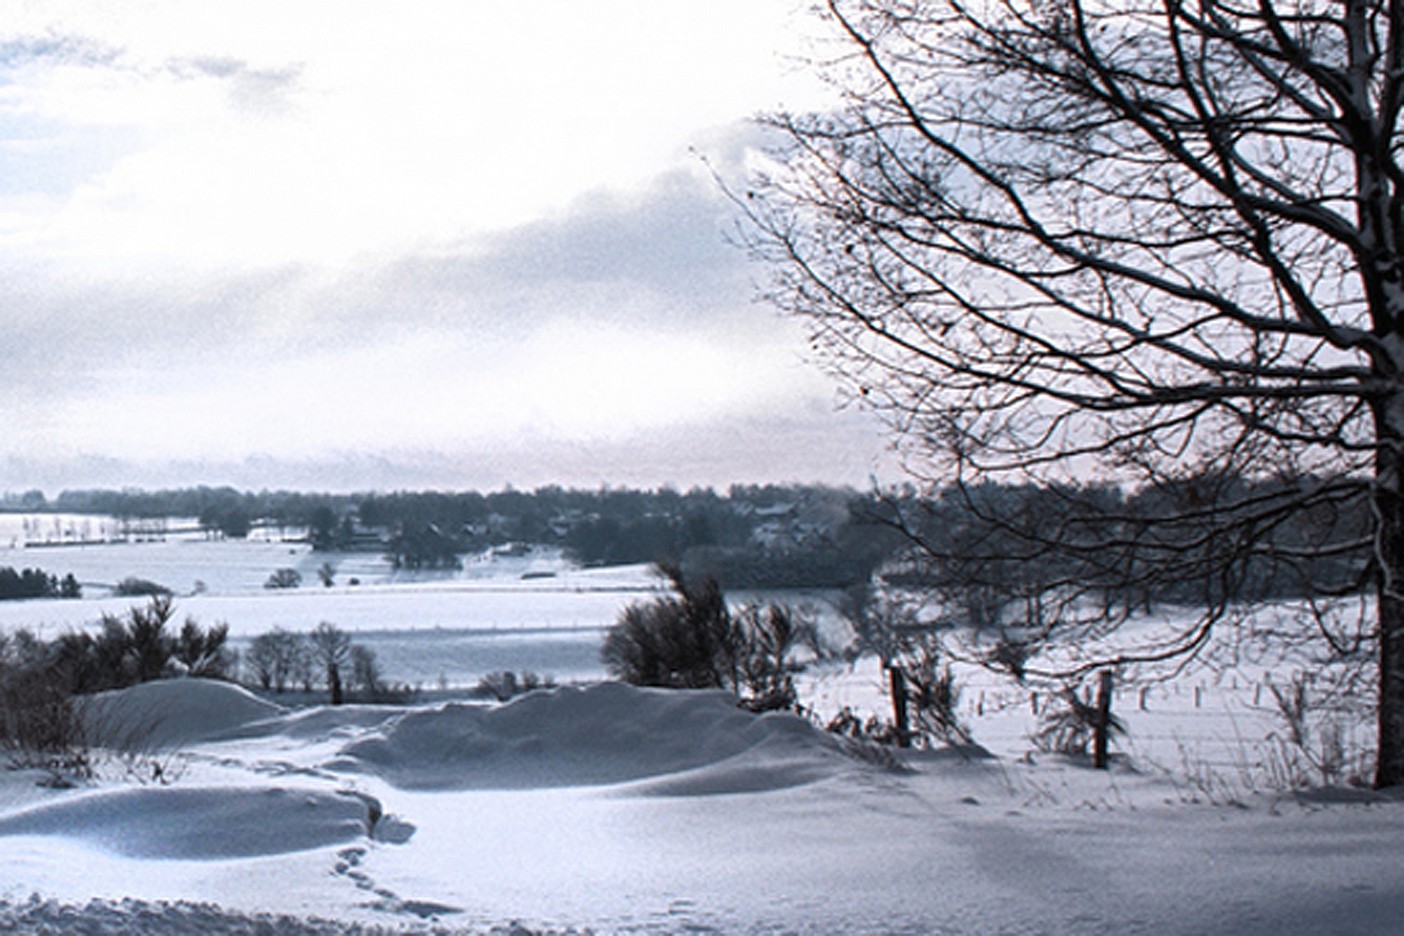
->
[1,677,1401,934]
[1,532,1402,932]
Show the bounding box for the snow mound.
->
[83,679,285,750]
[0,787,377,859]
[328,682,844,792]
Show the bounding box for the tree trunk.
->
[888,665,910,748]
[328,664,343,706]
[1376,459,1404,788]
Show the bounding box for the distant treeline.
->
[9,473,1370,604]
[23,483,902,589]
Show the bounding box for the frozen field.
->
[0,532,669,687]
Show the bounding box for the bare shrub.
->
[80,698,184,786]
[1033,678,1125,762]
[0,664,91,787]
[474,670,557,702]
[1264,672,1369,788]
[731,602,807,712]
[898,639,972,746]
[825,706,904,747]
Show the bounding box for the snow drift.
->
[326,681,846,792]
[82,678,284,750]
[0,786,376,859]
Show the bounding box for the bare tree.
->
[349,644,382,698]
[309,622,351,705]
[243,634,277,691]
[244,628,307,693]
[742,0,1404,786]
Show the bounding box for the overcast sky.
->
[0,1,891,495]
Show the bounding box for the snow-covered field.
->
[1,677,1401,934]
[0,530,1402,933]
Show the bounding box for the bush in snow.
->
[1033,672,1124,766]
[173,618,233,680]
[48,597,230,693]
[264,567,302,590]
[113,576,172,598]
[0,637,91,785]
[896,637,973,746]
[601,563,810,710]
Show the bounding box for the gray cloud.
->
[3,126,769,383]
[482,171,747,297]
[0,34,123,70]
[354,167,755,335]
[166,56,304,114]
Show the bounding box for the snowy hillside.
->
[1,677,1402,934]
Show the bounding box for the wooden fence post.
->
[1094,669,1114,770]
[888,665,910,749]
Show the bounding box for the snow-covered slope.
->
[0,677,1401,934]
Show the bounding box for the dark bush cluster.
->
[385,525,463,570]
[51,596,233,693]
[113,576,172,598]
[0,566,80,600]
[0,597,232,783]
[472,670,557,702]
[263,567,302,589]
[0,641,89,783]
[600,564,811,711]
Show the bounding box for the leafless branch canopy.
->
[740,2,1404,771]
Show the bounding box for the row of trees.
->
[17,484,903,589]
[0,597,398,703]
[0,602,404,783]
[874,474,1370,627]
[243,622,391,704]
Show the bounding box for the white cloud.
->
[0,2,890,492]
[0,1,831,274]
